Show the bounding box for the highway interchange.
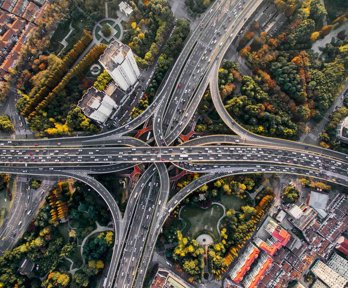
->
[1,0,348,287]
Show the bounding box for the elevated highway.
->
[2,0,348,287]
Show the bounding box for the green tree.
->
[0,115,14,132]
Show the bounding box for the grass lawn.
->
[220,194,246,211]
[180,203,224,240]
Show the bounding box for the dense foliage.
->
[319,100,348,153]
[16,40,105,136]
[222,61,299,139]
[282,185,300,203]
[123,0,174,68]
[196,89,231,134]
[0,115,14,133]
[132,19,190,117]
[233,0,348,139]
[0,181,113,288]
[185,0,215,14]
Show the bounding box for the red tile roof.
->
[22,2,39,21]
[248,257,273,288]
[233,248,260,283]
[12,0,28,16]
[11,19,26,31]
[2,0,15,12]
[272,228,291,246]
[1,28,16,43]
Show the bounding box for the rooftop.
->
[150,268,192,288]
[309,191,329,218]
[119,1,133,15]
[99,40,130,72]
[230,243,260,283]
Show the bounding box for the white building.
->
[327,253,348,281]
[311,260,348,288]
[99,40,140,92]
[119,1,133,17]
[78,87,117,124]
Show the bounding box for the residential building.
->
[287,204,317,231]
[78,87,117,124]
[0,0,46,77]
[336,236,348,256]
[337,116,348,144]
[229,243,260,283]
[150,267,193,288]
[312,280,329,288]
[308,191,329,219]
[99,40,140,91]
[327,252,348,281]
[311,260,348,288]
[243,254,273,288]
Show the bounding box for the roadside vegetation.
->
[131,18,190,118]
[123,0,174,68]
[319,99,348,153]
[195,89,232,134]
[0,115,14,133]
[0,181,113,288]
[186,0,215,15]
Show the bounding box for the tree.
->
[310,31,320,42]
[0,115,14,132]
[101,24,112,38]
[240,206,257,219]
[282,185,299,203]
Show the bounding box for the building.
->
[275,210,286,222]
[243,254,273,288]
[254,218,291,256]
[308,191,329,218]
[311,260,348,288]
[119,1,133,17]
[1,0,40,22]
[265,218,291,246]
[150,267,192,288]
[337,116,348,144]
[312,279,329,288]
[229,243,260,283]
[99,40,140,92]
[78,87,117,124]
[0,0,47,78]
[327,252,348,281]
[287,204,317,231]
[336,236,348,256]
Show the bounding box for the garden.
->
[0,181,114,287]
[159,173,274,282]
